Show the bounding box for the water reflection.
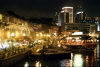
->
[60,59,72,67]
[16,41,100,67]
[96,39,100,67]
[24,62,29,67]
[85,56,90,67]
[17,51,97,67]
[60,52,96,67]
[18,51,97,67]
[35,61,41,67]
[73,54,84,67]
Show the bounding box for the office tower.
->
[59,7,73,24]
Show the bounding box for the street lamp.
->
[47,34,50,37]
[11,32,15,37]
[22,33,26,36]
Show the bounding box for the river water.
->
[14,41,100,67]
[14,50,99,67]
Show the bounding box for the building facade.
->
[58,7,74,26]
[58,6,97,37]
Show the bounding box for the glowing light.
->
[62,7,73,9]
[61,6,73,23]
[40,33,43,37]
[7,31,10,38]
[54,33,57,36]
[66,37,72,40]
[64,35,66,37]
[11,33,15,37]
[75,37,80,40]
[24,62,29,67]
[16,31,20,37]
[36,34,39,37]
[97,21,100,31]
[72,40,75,42]
[38,40,43,43]
[58,44,61,47]
[0,14,2,20]
[23,33,26,36]
[61,10,64,13]
[72,32,83,35]
[35,61,41,67]
[73,54,84,67]
[47,34,50,37]
[76,11,83,14]
[36,49,41,52]
[0,43,9,49]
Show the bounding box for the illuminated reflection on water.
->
[60,52,97,67]
[24,62,29,67]
[16,51,97,67]
[73,54,84,67]
[35,61,41,67]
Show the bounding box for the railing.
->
[64,40,97,46]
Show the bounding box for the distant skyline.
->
[0,0,100,18]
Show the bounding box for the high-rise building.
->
[57,5,97,36]
[74,0,87,23]
[58,7,73,25]
[94,17,100,32]
[75,11,87,23]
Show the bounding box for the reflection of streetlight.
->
[35,61,41,67]
[24,62,29,67]
[54,32,57,36]
[40,32,43,37]
[36,32,44,39]
[43,34,46,37]
[11,33,15,37]
[73,54,84,67]
[36,34,39,37]
[23,33,26,36]
[16,31,20,38]
[7,31,16,38]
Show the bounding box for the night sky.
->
[0,0,100,18]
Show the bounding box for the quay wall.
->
[0,51,30,66]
